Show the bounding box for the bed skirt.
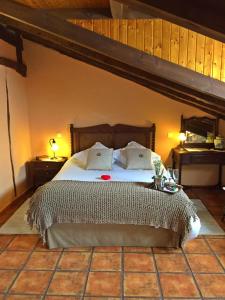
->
[46,223,180,249]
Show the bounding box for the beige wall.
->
[24,41,208,160]
[0,66,31,212]
[24,41,225,185]
[0,40,16,61]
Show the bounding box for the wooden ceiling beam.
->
[40,8,112,19]
[0,24,26,76]
[24,32,225,119]
[0,24,22,47]
[0,0,224,118]
[116,0,225,43]
[14,0,110,9]
[0,57,26,76]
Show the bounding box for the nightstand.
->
[27,157,67,188]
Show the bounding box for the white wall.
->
[0,66,32,212]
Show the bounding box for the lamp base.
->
[50,156,58,160]
[179,141,186,150]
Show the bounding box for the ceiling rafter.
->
[0,0,224,118]
[14,0,110,9]
[116,0,225,43]
[40,8,112,19]
[0,24,26,76]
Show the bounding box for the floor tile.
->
[34,239,62,252]
[163,299,201,300]
[0,251,29,269]
[5,295,42,299]
[57,252,90,270]
[160,274,200,297]
[124,298,160,300]
[10,270,52,294]
[155,254,189,272]
[217,254,225,268]
[64,246,92,252]
[0,235,14,250]
[0,270,17,293]
[84,298,120,300]
[123,247,152,253]
[91,252,121,271]
[47,271,86,295]
[45,296,81,300]
[183,239,211,253]
[7,235,39,251]
[124,253,154,272]
[195,274,225,298]
[208,205,224,216]
[124,273,160,297]
[85,272,121,297]
[152,247,182,254]
[186,254,224,273]
[94,246,121,252]
[25,251,60,270]
[207,238,225,253]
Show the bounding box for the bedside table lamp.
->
[49,138,59,159]
[178,132,187,149]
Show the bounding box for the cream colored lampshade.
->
[51,143,59,151]
[178,132,186,142]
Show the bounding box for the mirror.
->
[181,115,218,148]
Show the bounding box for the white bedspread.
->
[54,157,158,182]
[53,157,201,241]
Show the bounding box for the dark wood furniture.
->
[27,157,67,188]
[172,148,225,187]
[70,123,156,154]
[181,115,219,148]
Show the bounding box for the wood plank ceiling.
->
[72,19,225,83]
[1,0,225,118]
[14,0,225,84]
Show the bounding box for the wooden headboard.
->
[70,123,156,155]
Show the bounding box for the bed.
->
[28,123,200,249]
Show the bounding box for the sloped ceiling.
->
[0,0,225,119]
[116,0,225,43]
[72,19,225,84]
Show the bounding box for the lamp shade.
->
[51,141,59,151]
[49,138,59,159]
[178,132,186,142]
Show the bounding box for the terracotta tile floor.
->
[0,188,224,299]
[0,235,224,299]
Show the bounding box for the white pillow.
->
[127,141,146,148]
[126,148,153,169]
[113,141,160,166]
[72,142,108,165]
[86,148,113,170]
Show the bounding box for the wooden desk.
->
[172,148,225,186]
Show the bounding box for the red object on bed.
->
[101,175,111,180]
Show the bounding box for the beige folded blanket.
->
[27,180,197,245]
